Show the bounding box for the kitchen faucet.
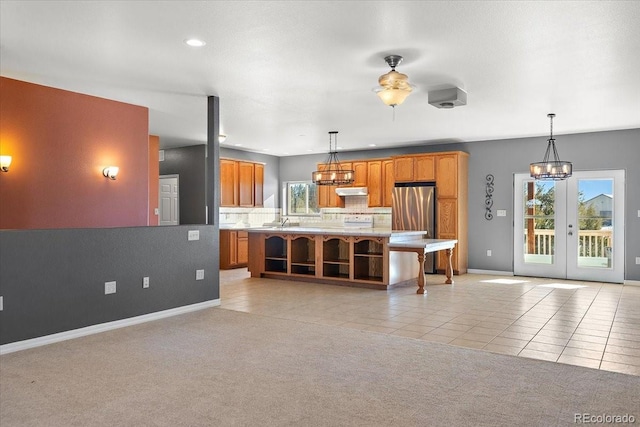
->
[280,217,289,227]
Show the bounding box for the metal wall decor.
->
[485,174,494,220]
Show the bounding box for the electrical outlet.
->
[0,296,3,311]
[636,257,640,265]
[105,281,117,295]
[143,277,150,288]
[188,230,200,241]
[487,250,492,257]
[154,208,159,215]
[497,209,507,217]
[196,269,205,280]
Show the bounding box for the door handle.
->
[568,231,573,236]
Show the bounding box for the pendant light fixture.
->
[530,113,572,180]
[374,55,413,111]
[312,131,354,186]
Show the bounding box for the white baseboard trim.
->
[0,299,221,355]
[624,280,640,287]
[467,269,515,276]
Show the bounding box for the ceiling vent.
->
[428,87,467,109]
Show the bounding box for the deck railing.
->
[525,229,612,257]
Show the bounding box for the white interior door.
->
[514,170,624,283]
[159,175,179,226]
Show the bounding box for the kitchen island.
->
[247,227,456,291]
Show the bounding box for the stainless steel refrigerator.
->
[392,182,436,273]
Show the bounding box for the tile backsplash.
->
[219,196,391,228]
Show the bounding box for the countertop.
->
[244,226,428,238]
[387,238,458,250]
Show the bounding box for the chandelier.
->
[530,113,572,180]
[312,131,354,186]
[375,55,413,109]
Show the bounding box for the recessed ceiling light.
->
[234,143,242,147]
[369,144,377,147]
[184,38,206,47]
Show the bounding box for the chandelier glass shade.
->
[312,131,355,186]
[530,113,572,180]
[375,55,413,108]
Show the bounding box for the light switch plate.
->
[0,296,3,311]
[196,269,205,280]
[188,230,200,241]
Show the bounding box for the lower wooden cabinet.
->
[220,230,249,269]
[248,232,390,288]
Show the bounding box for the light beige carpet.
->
[1,307,638,426]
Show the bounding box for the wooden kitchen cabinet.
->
[220,158,265,207]
[220,159,239,207]
[238,162,255,207]
[434,151,468,275]
[414,155,435,181]
[393,157,415,182]
[382,159,394,207]
[352,161,368,187]
[392,154,435,182]
[366,160,383,207]
[317,163,346,208]
[220,230,249,269]
[254,163,264,206]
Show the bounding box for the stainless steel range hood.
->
[335,187,368,196]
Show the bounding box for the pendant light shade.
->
[374,55,413,108]
[530,113,572,180]
[312,131,354,186]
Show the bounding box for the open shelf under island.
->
[247,227,458,292]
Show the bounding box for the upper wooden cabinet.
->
[434,153,458,198]
[220,158,265,207]
[316,163,345,208]
[352,161,368,187]
[254,163,264,207]
[220,159,239,207]
[393,154,436,182]
[238,161,255,207]
[382,159,394,207]
[367,160,383,207]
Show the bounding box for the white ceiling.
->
[2,1,640,157]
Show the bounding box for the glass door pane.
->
[576,179,613,269]
[523,181,556,265]
[567,170,624,283]
[513,174,566,279]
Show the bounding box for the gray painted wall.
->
[466,128,640,281]
[160,145,207,224]
[220,147,281,207]
[278,129,640,281]
[0,225,219,345]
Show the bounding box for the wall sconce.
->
[0,155,12,172]
[103,166,119,180]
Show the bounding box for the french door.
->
[514,170,625,283]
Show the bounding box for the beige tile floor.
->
[219,269,640,376]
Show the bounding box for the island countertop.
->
[246,227,428,239]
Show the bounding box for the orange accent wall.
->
[0,77,150,229]
[148,135,159,226]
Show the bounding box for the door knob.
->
[568,231,573,236]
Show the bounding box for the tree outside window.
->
[286,182,319,215]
